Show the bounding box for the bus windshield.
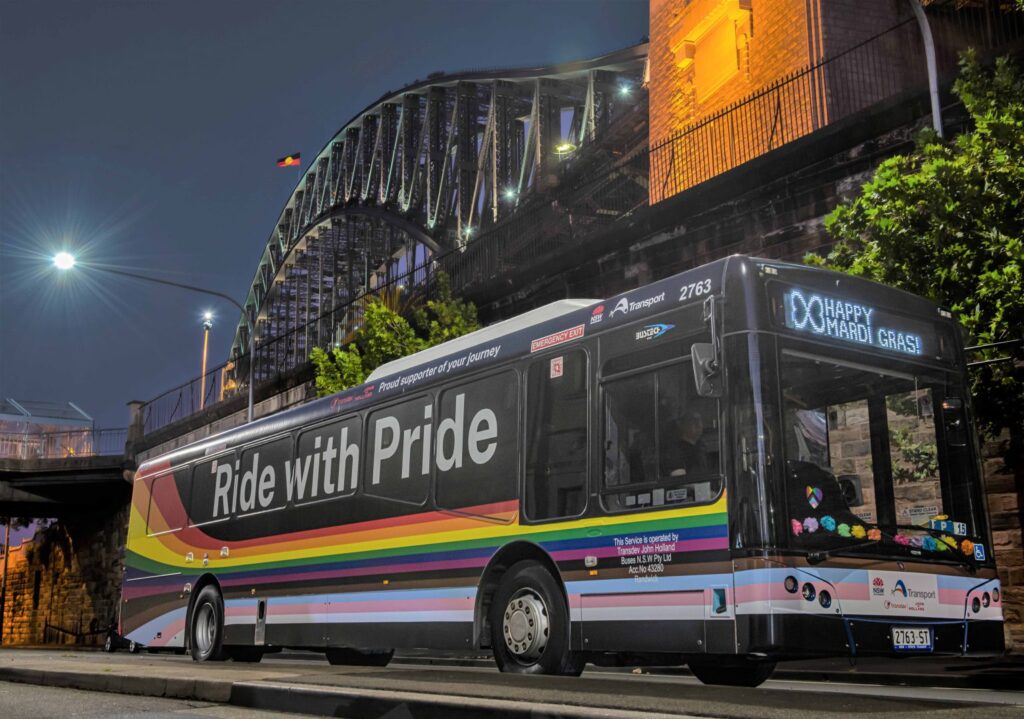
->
[779,347,987,561]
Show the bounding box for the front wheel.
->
[688,658,776,687]
[489,560,584,676]
[128,640,140,654]
[189,585,226,662]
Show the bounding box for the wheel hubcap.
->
[502,588,550,661]
[195,603,216,655]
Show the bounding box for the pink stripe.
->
[583,592,705,608]
[148,618,185,647]
[325,597,473,614]
[225,606,254,618]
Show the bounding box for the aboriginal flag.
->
[276,152,301,167]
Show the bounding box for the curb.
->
[0,666,232,703]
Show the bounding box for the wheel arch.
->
[473,541,569,649]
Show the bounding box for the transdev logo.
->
[891,580,909,598]
[635,323,674,342]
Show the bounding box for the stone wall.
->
[983,432,1024,650]
[0,505,129,646]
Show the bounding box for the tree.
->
[311,272,480,396]
[808,51,1023,463]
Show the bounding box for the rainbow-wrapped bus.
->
[122,255,1002,686]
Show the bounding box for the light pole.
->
[200,312,213,410]
[52,253,256,423]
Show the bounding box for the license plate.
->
[892,626,932,651]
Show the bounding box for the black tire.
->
[189,585,226,662]
[489,560,585,676]
[103,633,116,653]
[128,640,140,654]
[226,646,265,663]
[325,648,394,667]
[688,658,776,687]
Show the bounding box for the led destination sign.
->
[780,286,930,356]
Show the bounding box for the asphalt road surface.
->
[1,649,1021,719]
[0,680,311,719]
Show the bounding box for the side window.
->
[602,360,721,512]
[189,437,291,526]
[524,349,588,521]
[295,416,361,506]
[367,397,432,506]
[147,472,188,535]
[436,371,519,516]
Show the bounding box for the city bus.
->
[122,255,1003,686]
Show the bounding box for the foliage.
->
[311,272,480,396]
[808,52,1024,452]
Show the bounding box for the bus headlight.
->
[802,583,816,602]
[819,590,832,609]
[784,576,799,594]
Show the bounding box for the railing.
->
[0,428,128,460]
[138,5,1024,438]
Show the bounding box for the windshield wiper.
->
[806,539,882,564]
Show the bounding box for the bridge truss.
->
[230,44,648,376]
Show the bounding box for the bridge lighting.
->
[53,252,76,270]
[202,311,214,329]
[554,141,576,157]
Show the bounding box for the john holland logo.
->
[892,579,909,598]
[635,323,674,342]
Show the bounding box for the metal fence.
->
[0,428,128,460]
[138,4,1024,438]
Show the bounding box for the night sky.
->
[0,0,648,429]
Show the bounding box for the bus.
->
[122,255,1003,686]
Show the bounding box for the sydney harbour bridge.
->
[228,45,648,391]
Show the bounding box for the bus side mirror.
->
[691,343,721,397]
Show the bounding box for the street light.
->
[52,254,256,423]
[200,312,213,410]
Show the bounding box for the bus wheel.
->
[489,560,584,676]
[687,658,776,687]
[325,648,394,666]
[189,585,226,662]
[128,640,140,654]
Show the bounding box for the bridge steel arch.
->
[230,44,647,371]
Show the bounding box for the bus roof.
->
[366,299,599,381]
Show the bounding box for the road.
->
[0,680,312,719]
[0,649,1021,719]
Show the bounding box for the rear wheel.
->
[489,560,584,676]
[128,640,140,654]
[688,658,776,687]
[103,633,116,653]
[325,648,394,666]
[189,585,226,662]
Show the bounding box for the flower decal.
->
[803,517,819,533]
[821,515,836,532]
[837,523,851,537]
[791,519,803,536]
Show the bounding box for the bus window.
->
[602,361,720,512]
[295,416,361,505]
[366,397,432,506]
[785,399,879,525]
[887,389,943,527]
[524,349,588,521]
[435,371,519,517]
[147,472,188,536]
